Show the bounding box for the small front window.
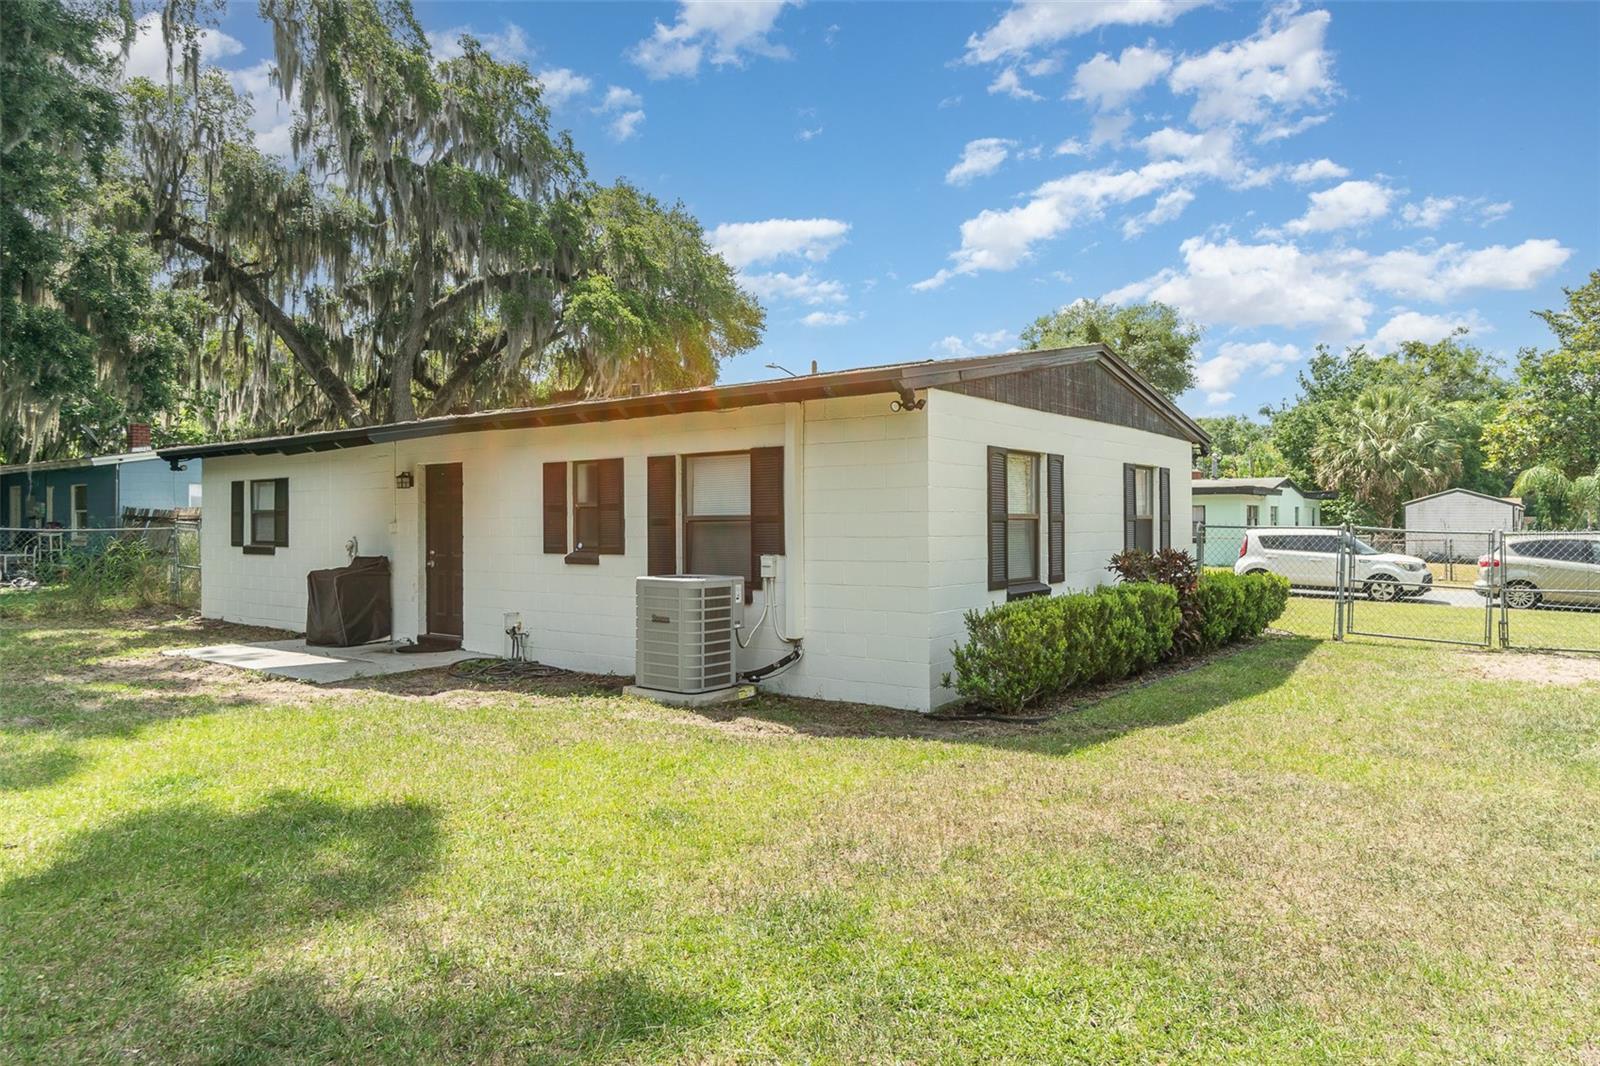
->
[251,480,277,544]
[1269,505,1280,525]
[1246,504,1260,526]
[1006,452,1039,583]
[573,460,600,551]
[684,453,751,577]
[70,484,89,530]
[1132,466,1155,552]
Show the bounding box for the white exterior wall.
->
[199,394,936,710]
[196,387,1197,712]
[924,389,1194,706]
[1404,491,1521,560]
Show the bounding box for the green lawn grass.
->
[2,604,1598,1063]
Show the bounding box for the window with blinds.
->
[684,453,751,577]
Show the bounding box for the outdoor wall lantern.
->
[395,470,415,490]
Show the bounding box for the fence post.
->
[1334,522,1348,641]
[1196,522,1206,568]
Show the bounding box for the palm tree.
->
[1312,387,1463,527]
[1513,463,1600,528]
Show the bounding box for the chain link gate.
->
[1336,524,1495,648]
[1494,529,1600,654]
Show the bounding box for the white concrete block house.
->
[160,346,1207,711]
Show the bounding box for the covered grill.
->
[305,555,392,646]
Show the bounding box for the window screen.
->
[685,453,751,577]
[687,453,750,516]
[250,481,277,544]
[1005,453,1039,583]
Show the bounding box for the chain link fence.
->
[0,523,200,608]
[1196,521,1600,653]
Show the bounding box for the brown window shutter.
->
[597,457,625,554]
[646,455,676,575]
[230,481,244,546]
[1047,453,1065,583]
[749,446,784,602]
[273,478,289,546]
[542,461,567,554]
[987,446,1008,591]
[1123,463,1137,551]
[1158,467,1171,551]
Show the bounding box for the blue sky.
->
[131,1,1599,417]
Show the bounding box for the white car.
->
[1233,527,1433,601]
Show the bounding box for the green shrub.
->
[946,569,1290,714]
[947,583,1180,713]
[1195,570,1289,648]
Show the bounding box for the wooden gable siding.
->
[935,360,1190,442]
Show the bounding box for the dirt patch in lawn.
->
[1467,651,1600,686]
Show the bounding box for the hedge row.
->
[946,570,1290,714]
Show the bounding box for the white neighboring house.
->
[159,346,1208,712]
[1403,489,1525,561]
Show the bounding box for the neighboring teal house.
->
[1,445,203,532]
[1191,476,1336,565]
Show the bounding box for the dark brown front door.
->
[425,463,464,638]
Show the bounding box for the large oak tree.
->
[134,0,761,431]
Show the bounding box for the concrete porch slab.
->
[163,638,476,683]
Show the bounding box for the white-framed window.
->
[1132,465,1155,552]
[684,452,750,577]
[45,485,55,524]
[1294,506,1301,526]
[1269,505,1280,525]
[1006,452,1040,584]
[1246,504,1261,526]
[70,484,89,529]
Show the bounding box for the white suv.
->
[1234,528,1433,601]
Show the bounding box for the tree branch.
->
[420,335,507,418]
[163,226,369,428]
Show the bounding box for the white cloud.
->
[536,68,592,106]
[595,85,646,140]
[987,68,1042,101]
[1168,8,1335,128]
[1070,45,1172,111]
[1480,201,1513,224]
[1254,112,1330,143]
[1399,196,1459,229]
[1123,187,1195,237]
[600,85,643,111]
[946,138,1015,186]
[631,0,797,79]
[800,310,856,327]
[740,271,847,306]
[797,126,824,141]
[428,23,534,63]
[1288,158,1348,183]
[708,218,850,269]
[1370,309,1487,352]
[964,0,1207,64]
[917,151,1255,288]
[115,12,243,81]
[1107,235,1573,338]
[608,109,646,141]
[1194,340,1303,405]
[1090,111,1135,148]
[1363,238,1572,300]
[1055,138,1089,157]
[1282,180,1394,235]
[1108,237,1374,335]
[937,335,975,357]
[973,328,1017,350]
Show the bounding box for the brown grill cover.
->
[306,555,392,646]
